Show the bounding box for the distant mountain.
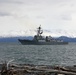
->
[0,36,33,42]
[0,37,19,42]
[58,36,76,42]
[0,36,76,42]
[0,29,76,42]
[1,29,76,38]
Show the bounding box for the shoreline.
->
[0,63,76,75]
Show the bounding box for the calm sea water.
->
[0,42,76,66]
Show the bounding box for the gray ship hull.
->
[18,39,68,45]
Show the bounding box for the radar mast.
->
[37,25,43,36]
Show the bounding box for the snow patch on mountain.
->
[1,29,76,38]
[41,29,76,38]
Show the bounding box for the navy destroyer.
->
[18,26,68,45]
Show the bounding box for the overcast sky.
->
[0,0,76,36]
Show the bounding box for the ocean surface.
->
[0,42,76,66]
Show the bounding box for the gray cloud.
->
[61,14,72,20]
[36,16,45,19]
[0,0,23,4]
[0,12,11,16]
